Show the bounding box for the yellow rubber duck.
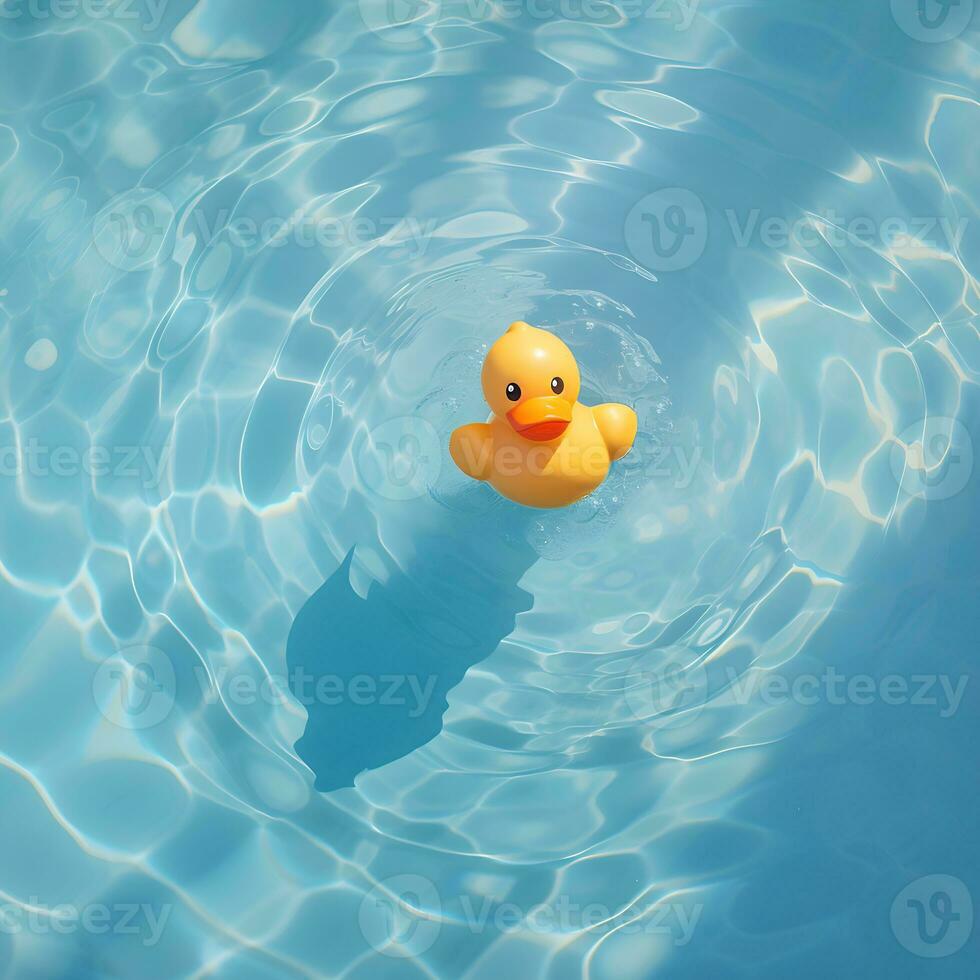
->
[450,322,637,508]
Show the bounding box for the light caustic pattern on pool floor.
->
[0,1,977,977]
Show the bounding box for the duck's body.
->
[450,322,637,509]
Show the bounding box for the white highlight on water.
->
[25,338,58,371]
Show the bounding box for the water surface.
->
[0,1,977,976]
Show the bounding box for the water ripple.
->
[0,0,976,976]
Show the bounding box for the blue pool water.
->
[1,0,978,976]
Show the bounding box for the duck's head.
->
[482,322,581,442]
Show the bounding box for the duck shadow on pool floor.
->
[286,499,538,791]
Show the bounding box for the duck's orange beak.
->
[506,397,572,442]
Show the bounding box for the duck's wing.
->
[592,403,638,461]
[450,422,493,480]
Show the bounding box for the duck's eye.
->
[551,376,564,394]
[505,382,521,401]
